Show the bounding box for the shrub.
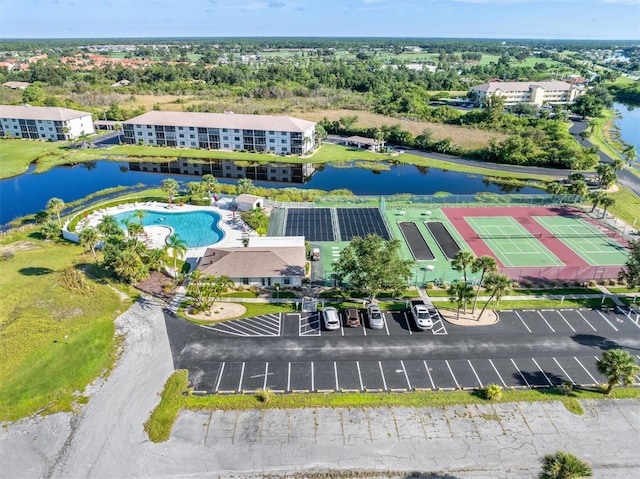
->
[511,282,520,289]
[426,282,435,290]
[1,251,15,262]
[558,382,574,396]
[255,389,272,404]
[523,281,533,288]
[588,280,597,287]
[482,383,503,401]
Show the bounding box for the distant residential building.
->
[0,105,94,140]
[469,80,586,107]
[197,236,306,287]
[122,111,316,155]
[344,135,384,153]
[2,81,31,90]
[110,79,131,88]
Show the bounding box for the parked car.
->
[367,303,384,330]
[322,307,340,330]
[411,303,434,330]
[346,307,361,327]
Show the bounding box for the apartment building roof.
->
[123,111,316,133]
[0,105,92,121]
[197,246,306,278]
[471,80,575,93]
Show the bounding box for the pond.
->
[613,102,640,152]
[0,157,543,225]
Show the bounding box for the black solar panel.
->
[336,208,391,241]
[285,208,335,242]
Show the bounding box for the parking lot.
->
[170,307,640,394]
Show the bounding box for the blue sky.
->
[0,0,638,40]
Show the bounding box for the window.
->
[234,136,240,141]
[137,131,142,136]
[223,143,229,148]
[189,127,194,131]
[39,127,44,131]
[191,142,196,146]
[37,120,42,124]
[48,127,53,131]
[282,147,288,153]
[180,141,185,145]
[283,277,291,285]
[222,128,228,132]
[269,138,275,143]
[223,136,229,140]
[242,278,249,285]
[281,139,287,144]
[234,129,239,133]
[148,132,153,136]
[269,146,275,151]
[178,127,183,130]
[146,125,152,129]
[268,131,275,135]
[189,134,195,139]
[179,134,184,138]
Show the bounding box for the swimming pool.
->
[114,210,224,248]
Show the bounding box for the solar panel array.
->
[284,208,335,241]
[336,208,391,241]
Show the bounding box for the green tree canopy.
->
[332,234,412,301]
[22,85,46,105]
[619,239,640,290]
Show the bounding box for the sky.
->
[0,0,638,40]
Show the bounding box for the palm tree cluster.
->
[186,270,234,312]
[76,213,185,285]
[448,251,511,320]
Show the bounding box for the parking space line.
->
[400,360,412,390]
[238,363,245,392]
[263,362,269,390]
[468,360,483,388]
[214,362,225,392]
[557,311,576,332]
[215,321,265,337]
[488,359,507,387]
[383,314,390,335]
[573,357,598,384]
[515,311,532,333]
[356,361,364,391]
[278,313,282,336]
[334,362,339,390]
[287,363,291,392]
[311,362,315,391]
[532,358,554,386]
[553,357,575,384]
[511,359,531,388]
[537,311,555,333]
[362,320,367,336]
[423,360,435,390]
[340,317,344,337]
[378,361,388,390]
[596,310,619,331]
[576,311,597,331]
[445,360,460,389]
[403,313,413,335]
[234,316,280,335]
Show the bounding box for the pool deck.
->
[77,199,255,259]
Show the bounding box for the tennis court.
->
[466,217,563,267]
[534,216,629,265]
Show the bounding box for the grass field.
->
[608,186,640,226]
[0,229,129,421]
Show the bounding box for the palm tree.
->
[161,178,180,204]
[596,349,640,395]
[212,275,235,303]
[546,182,567,203]
[132,209,146,226]
[451,250,475,284]
[471,255,498,313]
[578,130,589,144]
[79,227,100,263]
[166,233,187,270]
[587,190,606,213]
[46,197,65,227]
[539,450,592,479]
[599,196,616,218]
[187,181,204,199]
[568,179,588,199]
[612,157,625,172]
[478,273,512,320]
[623,144,636,166]
[98,215,122,238]
[201,174,219,198]
[236,177,254,195]
[448,281,475,320]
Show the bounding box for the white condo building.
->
[469,81,585,107]
[0,105,94,141]
[123,111,316,155]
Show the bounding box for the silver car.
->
[367,303,384,330]
[322,307,340,331]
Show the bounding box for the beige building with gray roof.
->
[470,80,585,107]
[122,111,316,155]
[197,236,306,288]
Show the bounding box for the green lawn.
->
[0,229,129,421]
[608,186,640,226]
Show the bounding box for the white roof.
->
[124,111,315,133]
[236,194,263,204]
[471,81,575,93]
[247,236,305,248]
[0,105,92,121]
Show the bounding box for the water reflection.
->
[128,158,316,184]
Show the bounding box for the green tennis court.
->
[466,217,563,267]
[534,216,629,265]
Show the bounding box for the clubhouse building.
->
[469,80,585,107]
[0,105,95,141]
[122,111,316,155]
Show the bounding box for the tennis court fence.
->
[472,232,613,240]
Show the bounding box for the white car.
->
[411,304,434,330]
[322,307,340,331]
[367,303,384,330]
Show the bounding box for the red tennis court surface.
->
[443,206,628,282]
